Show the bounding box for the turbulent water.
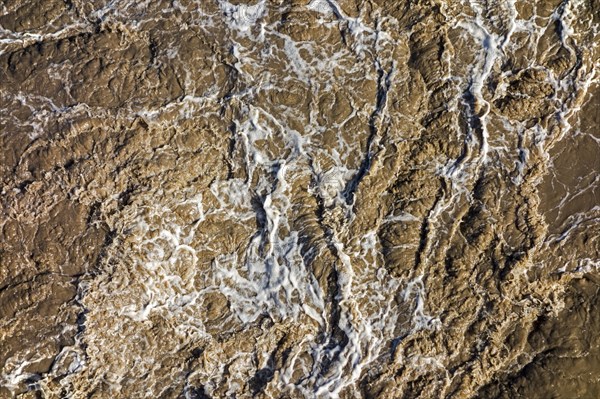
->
[1,0,599,398]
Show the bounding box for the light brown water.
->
[0,0,599,398]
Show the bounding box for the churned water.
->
[0,0,599,398]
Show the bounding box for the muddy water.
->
[0,0,598,398]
